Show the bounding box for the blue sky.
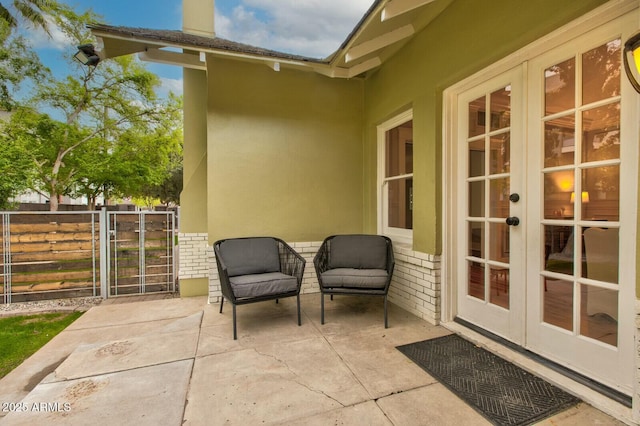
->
[26,0,373,98]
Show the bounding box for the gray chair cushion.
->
[321,268,388,289]
[229,272,298,298]
[328,235,387,270]
[219,238,280,277]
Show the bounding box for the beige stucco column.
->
[178,0,213,296]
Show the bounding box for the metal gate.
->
[102,211,176,297]
[0,209,176,304]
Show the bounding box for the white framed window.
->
[377,110,413,244]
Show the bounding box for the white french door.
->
[524,14,637,394]
[453,12,637,395]
[455,67,525,344]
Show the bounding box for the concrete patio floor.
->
[0,294,626,425]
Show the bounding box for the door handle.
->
[506,216,520,226]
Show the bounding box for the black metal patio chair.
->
[214,237,306,339]
[313,234,394,328]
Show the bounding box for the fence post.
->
[2,213,10,304]
[99,207,109,299]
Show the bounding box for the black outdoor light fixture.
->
[74,44,100,66]
[624,31,640,93]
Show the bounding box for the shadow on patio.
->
[0,295,622,425]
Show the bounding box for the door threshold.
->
[443,318,633,423]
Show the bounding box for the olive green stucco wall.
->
[206,57,365,243]
[197,0,609,251]
[181,68,208,234]
[179,67,209,297]
[363,0,608,255]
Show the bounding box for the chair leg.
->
[276,298,279,304]
[219,297,224,313]
[321,293,325,325]
[232,304,237,340]
[330,294,334,301]
[384,295,388,329]
[296,294,301,326]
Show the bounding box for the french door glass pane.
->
[469,139,485,177]
[543,170,574,219]
[468,261,484,300]
[583,227,618,283]
[543,278,573,331]
[489,223,509,263]
[468,181,485,217]
[582,40,621,105]
[544,225,574,275]
[545,57,575,116]
[468,222,484,258]
[490,178,509,218]
[582,165,619,221]
[580,284,618,345]
[490,87,511,131]
[544,115,575,167]
[490,266,509,309]
[490,134,510,174]
[582,103,620,163]
[468,96,486,137]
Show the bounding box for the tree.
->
[150,164,183,207]
[11,49,182,210]
[0,5,183,210]
[0,0,58,34]
[139,137,184,207]
[0,19,47,111]
[0,114,33,208]
[0,0,69,109]
[70,105,183,209]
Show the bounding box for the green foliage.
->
[0,108,38,207]
[0,20,48,111]
[149,164,183,206]
[0,0,59,34]
[0,5,184,210]
[0,311,83,379]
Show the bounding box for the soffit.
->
[330,0,455,75]
[89,0,455,79]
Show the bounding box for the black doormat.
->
[397,334,580,426]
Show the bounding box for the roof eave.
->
[89,24,340,75]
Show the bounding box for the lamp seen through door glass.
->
[570,191,589,204]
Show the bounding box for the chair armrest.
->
[276,239,306,287]
[313,238,331,274]
[385,237,395,275]
[213,241,235,302]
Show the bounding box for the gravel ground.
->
[0,297,104,317]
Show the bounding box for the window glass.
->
[382,118,413,233]
[385,121,413,177]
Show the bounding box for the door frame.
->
[442,0,638,324]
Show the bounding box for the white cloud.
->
[22,15,75,51]
[158,77,184,97]
[214,0,374,58]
